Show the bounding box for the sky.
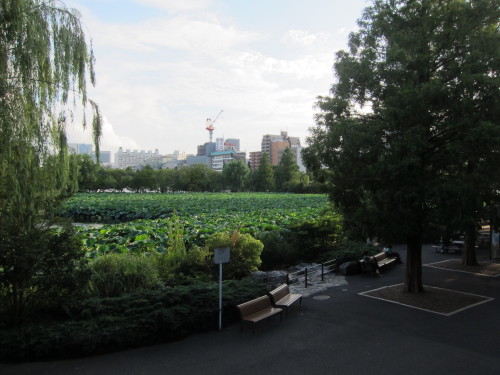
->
[65,0,371,158]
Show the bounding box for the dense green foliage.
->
[319,242,380,266]
[304,0,500,291]
[0,225,90,325]
[0,280,267,361]
[0,0,101,324]
[222,160,250,192]
[0,0,101,230]
[75,152,318,193]
[205,231,263,279]
[60,192,328,223]
[250,153,276,192]
[89,254,160,298]
[63,193,329,258]
[258,207,345,269]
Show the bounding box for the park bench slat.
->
[237,295,283,332]
[268,284,302,317]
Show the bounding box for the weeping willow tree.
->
[0,0,101,324]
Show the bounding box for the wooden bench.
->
[268,284,302,317]
[359,252,397,273]
[236,295,283,332]
[432,245,462,254]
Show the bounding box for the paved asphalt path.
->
[1,244,499,375]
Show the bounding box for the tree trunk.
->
[462,225,478,266]
[403,234,424,293]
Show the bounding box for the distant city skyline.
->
[65,0,371,155]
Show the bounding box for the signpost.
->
[214,247,230,331]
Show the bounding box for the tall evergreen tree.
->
[304,0,500,292]
[275,148,301,192]
[252,153,276,192]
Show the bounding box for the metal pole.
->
[305,268,308,288]
[321,263,324,281]
[219,262,222,331]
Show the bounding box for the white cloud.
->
[68,116,139,157]
[284,29,330,46]
[132,0,212,12]
[89,13,261,56]
[64,0,367,155]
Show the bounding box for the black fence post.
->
[305,268,308,288]
[286,273,290,285]
[321,263,324,281]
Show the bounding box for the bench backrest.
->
[237,295,272,318]
[269,284,290,303]
[374,252,387,262]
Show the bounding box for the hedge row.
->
[0,279,267,361]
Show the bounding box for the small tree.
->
[205,231,263,280]
[250,153,276,192]
[222,160,250,192]
[275,148,301,192]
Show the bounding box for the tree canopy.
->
[250,153,276,192]
[275,148,301,192]
[0,0,102,231]
[222,159,250,192]
[0,0,101,323]
[303,0,500,292]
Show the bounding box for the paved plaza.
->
[1,244,499,375]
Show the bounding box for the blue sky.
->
[66,0,371,156]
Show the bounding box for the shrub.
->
[0,279,267,361]
[257,230,301,270]
[258,207,344,269]
[89,253,160,297]
[204,231,263,280]
[0,223,90,326]
[154,246,211,286]
[320,241,379,265]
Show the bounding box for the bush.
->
[257,230,301,270]
[204,231,263,280]
[89,253,160,297]
[319,241,379,265]
[258,208,344,269]
[0,223,90,326]
[0,279,267,361]
[155,246,211,286]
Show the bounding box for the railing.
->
[286,259,337,288]
[253,259,337,289]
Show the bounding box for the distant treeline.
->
[74,150,326,194]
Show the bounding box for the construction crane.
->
[206,110,223,143]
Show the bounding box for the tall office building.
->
[260,131,301,166]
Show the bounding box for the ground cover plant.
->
[63,193,329,256]
[0,279,267,361]
[59,192,329,223]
